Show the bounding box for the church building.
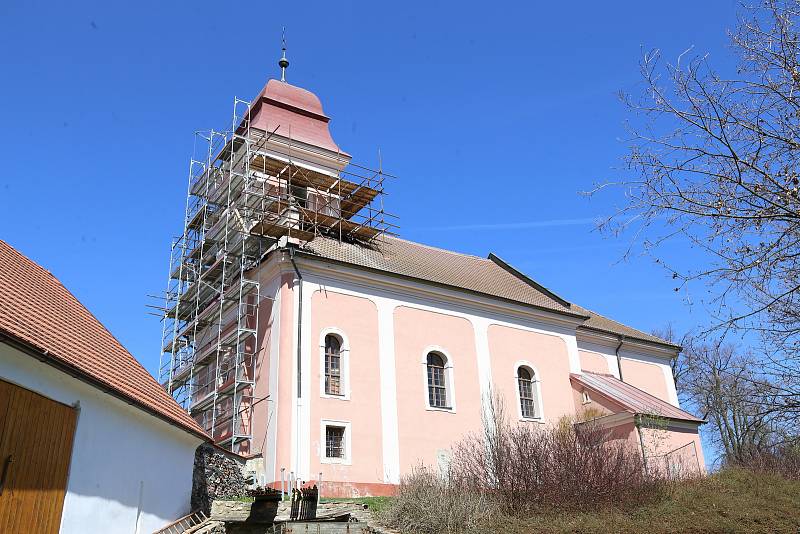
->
[158,56,705,497]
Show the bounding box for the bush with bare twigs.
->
[380,395,669,533]
[378,466,496,534]
[450,395,667,514]
[733,445,800,480]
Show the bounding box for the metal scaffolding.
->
[158,93,396,452]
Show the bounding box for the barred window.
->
[325,426,345,459]
[427,352,449,409]
[517,367,536,419]
[324,334,342,396]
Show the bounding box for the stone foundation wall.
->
[191,443,248,515]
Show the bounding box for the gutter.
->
[288,246,303,398]
[615,335,625,382]
[288,246,304,476]
[0,331,210,442]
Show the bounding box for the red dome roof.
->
[249,79,348,156]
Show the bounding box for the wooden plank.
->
[0,379,77,534]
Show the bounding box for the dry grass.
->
[379,468,800,533]
[379,467,496,534]
[378,396,800,533]
[497,468,800,533]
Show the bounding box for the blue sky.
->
[0,2,738,394]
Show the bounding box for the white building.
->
[0,239,209,533]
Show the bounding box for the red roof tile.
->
[570,371,703,423]
[249,79,348,155]
[0,240,208,439]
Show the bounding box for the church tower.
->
[158,50,394,453]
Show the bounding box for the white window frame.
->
[319,327,350,400]
[320,419,352,465]
[422,346,457,413]
[513,360,544,423]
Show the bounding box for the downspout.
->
[289,247,303,398]
[289,246,303,479]
[615,335,625,382]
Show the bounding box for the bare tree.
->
[592,1,800,425]
[654,325,796,464]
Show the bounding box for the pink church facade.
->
[240,245,705,496]
[164,75,705,497]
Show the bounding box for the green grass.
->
[491,469,800,533]
[320,496,393,514]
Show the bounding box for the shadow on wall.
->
[55,387,204,532]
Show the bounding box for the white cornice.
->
[251,127,351,173]
[576,328,679,359]
[291,254,587,333]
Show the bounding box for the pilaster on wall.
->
[261,276,282,485]
[470,317,494,424]
[287,262,585,483]
[376,299,401,484]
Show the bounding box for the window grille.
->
[518,367,536,419]
[324,334,342,395]
[325,426,345,459]
[427,352,448,409]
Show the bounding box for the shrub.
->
[381,394,670,533]
[379,466,496,534]
[450,395,666,514]
[733,445,800,480]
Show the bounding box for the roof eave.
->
[569,373,703,425]
[577,324,682,352]
[0,330,211,442]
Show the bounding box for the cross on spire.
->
[279,28,289,82]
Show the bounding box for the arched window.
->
[324,334,342,396]
[517,366,537,419]
[427,352,449,409]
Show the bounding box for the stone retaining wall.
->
[191,443,248,515]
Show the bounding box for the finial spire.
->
[278,27,289,82]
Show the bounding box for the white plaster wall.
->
[0,342,203,534]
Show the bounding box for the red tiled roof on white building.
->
[0,240,208,439]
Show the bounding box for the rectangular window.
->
[325,352,341,395]
[428,365,448,408]
[325,426,345,459]
[519,379,535,419]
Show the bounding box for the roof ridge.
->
[487,253,574,309]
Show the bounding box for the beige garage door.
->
[0,378,77,533]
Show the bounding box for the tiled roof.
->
[301,236,582,317]
[572,304,680,348]
[0,240,208,439]
[571,371,703,423]
[301,235,676,347]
